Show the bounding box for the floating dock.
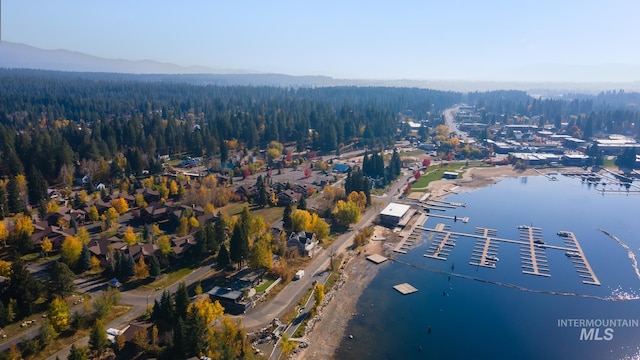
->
[424,224,457,260]
[366,254,388,264]
[393,212,429,254]
[469,228,500,268]
[425,213,469,223]
[519,226,551,277]
[558,231,601,286]
[393,283,418,295]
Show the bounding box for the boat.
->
[485,255,499,262]
[557,231,571,237]
[517,225,530,229]
[534,239,545,244]
[445,240,456,247]
[565,251,580,258]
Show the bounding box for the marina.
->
[416,223,600,285]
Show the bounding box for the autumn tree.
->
[111,198,129,214]
[249,236,273,270]
[332,200,361,227]
[0,221,10,247]
[134,256,150,279]
[308,213,330,240]
[123,226,137,246]
[188,297,224,325]
[49,297,70,332]
[61,236,83,269]
[87,205,99,222]
[347,191,367,211]
[290,209,312,232]
[314,283,325,308]
[76,226,91,245]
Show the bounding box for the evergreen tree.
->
[283,202,293,231]
[6,177,23,214]
[7,257,42,318]
[68,343,88,360]
[77,245,92,273]
[0,185,8,219]
[174,282,190,321]
[89,319,109,356]
[213,213,226,251]
[27,165,48,206]
[255,175,267,208]
[229,223,248,267]
[149,255,161,277]
[49,261,76,298]
[217,243,230,269]
[297,195,307,210]
[185,305,209,357]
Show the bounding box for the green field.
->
[410,162,493,191]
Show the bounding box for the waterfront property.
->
[379,202,411,227]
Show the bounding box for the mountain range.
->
[2,41,640,93]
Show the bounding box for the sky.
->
[2,0,640,82]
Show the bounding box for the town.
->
[0,72,639,360]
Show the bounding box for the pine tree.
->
[7,257,41,317]
[78,245,92,273]
[229,224,248,267]
[6,177,23,214]
[174,282,190,321]
[217,243,230,269]
[89,319,109,356]
[297,195,307,210]
[283,202,293,230]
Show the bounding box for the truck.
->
[294,270,305,280]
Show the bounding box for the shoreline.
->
[295,165,584,359]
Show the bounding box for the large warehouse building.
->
[379,202,412,227]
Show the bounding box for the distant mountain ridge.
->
[2,41,640,93]
[0,41,245,75]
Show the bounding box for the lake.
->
[336,175,640,360]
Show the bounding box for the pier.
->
[394,212,429,254]
[519,226,550,277]
[558,231,601,285]
[424,224,457,260]
[425,213,469,223]
[469,228,499,268]
[414,225,600,285]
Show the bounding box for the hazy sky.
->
[3,0,640,81]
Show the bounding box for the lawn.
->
[254,276,278,293]
[410,162,494,192]
[218,201,284,224]
[140,267,194,291]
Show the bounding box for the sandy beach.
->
[295,165,580,359]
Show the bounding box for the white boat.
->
[485,255,499,262]
[565,251,580,258]
[557,231,571,237]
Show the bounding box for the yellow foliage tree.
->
[158,235,172,257]
[141,176,154,189]
[189,217,200,229]
[134,256,149,279]
[91,256,102,272]
[88,205,99,221]
[249,235,273,270]
[314,283,325,308]
[176,216,189,237]
[111,198,129,215]
[0,260,11,277]
[46,200,60,213]
[204,203,215,214]
[106,207,120,225]
[188,297,224,325]
[41,237,53,254]
[78,190,88,203]
[77,226,91,245]
[332,200,361,227]
[0,221,8,247]
[14,215,34,236]
[123,226,137,246]
[61,236,83,269]
[308,213,330,240]
[290,209,312,232]
[169,180,179,196]
[135,194,147,208]
[49,297,70,332]
[347,191,367,211]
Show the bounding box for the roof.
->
[333,163,351,172]
[380,203,411,218]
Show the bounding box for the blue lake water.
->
[336,175,640,360]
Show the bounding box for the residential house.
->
[277,190,300,206]
[286,231,317,257]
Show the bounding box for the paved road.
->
[443,107,469,142]
[239,172,410,331]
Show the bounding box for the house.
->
[277,190,301,206]
[286,231,317,257]
[170,235,196,259]
[127,243,158,262]
[293,183,315,197]
[141,202,170,222]
[87,237,127,267]
[31,222,74,250]
[235,184,256,200]
[136,188,160,203]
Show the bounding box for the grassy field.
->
[140,267,194,291]
[255,276,278,293]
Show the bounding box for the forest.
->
[1,69,640,213]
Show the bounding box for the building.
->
[379,203,411,227]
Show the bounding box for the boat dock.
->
[416,225,600,285]
[519,226,550,277]
[393,212,429,254]
[393,283,418,295]
[558,231,601,285]
[424,224,457,260]
[425,213,469,223]
[469,228,499,268]
[428,199,467,207]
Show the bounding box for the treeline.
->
[466,89,640,138]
